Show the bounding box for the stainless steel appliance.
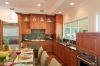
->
[77,50,98,66]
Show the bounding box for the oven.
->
[77,50,97,66]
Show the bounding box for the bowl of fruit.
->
[0,52,9,65]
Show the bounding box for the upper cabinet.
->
[30,14,46,29]
[45,15,55,34]
[18,14,61,35]
[18,14,31,34]
[55,15,63,40]
[21,14,31,34]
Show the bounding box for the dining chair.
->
[49,58,62,66]
[38,47,44,62]
[40,51,48,66]
[35,46,44,65]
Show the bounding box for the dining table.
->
[4,48,35,66]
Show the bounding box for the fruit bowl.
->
[0,52,9,64]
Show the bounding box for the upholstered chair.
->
[40,51,48,66]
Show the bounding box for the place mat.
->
[14,55,33,63]
[21,48,33,54]
[13,63,33,66]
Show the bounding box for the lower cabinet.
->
[21,41,53,53]
[65,46,70,66]
[44,41,53,53]
[69,49,78,66]
[54,43,78,66]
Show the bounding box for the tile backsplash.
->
[22,29,54,41]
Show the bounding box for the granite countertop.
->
[57,41,77,51]
[67,45,76,50]
[22,39,53,42]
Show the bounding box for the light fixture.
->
[58,11,62,14]
[23,17,29,22]
[69,2,75,6]
[37,4,41,7]
[5,2,9,5]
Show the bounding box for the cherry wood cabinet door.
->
[57,43,61,58]
[45,22,55,34]
[58,44,65,63]
[65,47,71,66]
[44,41,53,52]
[55,15,63,40]
[21,22,31,34]
[18,14,22,42]
[20,14,31,34]
[70,50,78,66]
[76,33,99,55]
[30,14,46,29]
[54,43,57,55]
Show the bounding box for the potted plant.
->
[3,37,13,55]
[3,37,9,51]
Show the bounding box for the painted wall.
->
[63,0,100,32]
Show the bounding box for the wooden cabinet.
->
[18,13,56,37]
[54,43,78,66]
[45,15,55,34]
[21,14,31,34]
[21,22,31,34]
[0,20,3,49]
[55,15,63,41]
[59,44,65,63]
[30,14,46,29]
[44,41,53,52]
[21,41,53,53]
[45,22,55,34]
[77,32,100,56]
[18,14,31,34]
[54,42,58,55]
[65,46,70,66]
[70,49,78,66]
[18,14,22,42]
[54,43,65,64]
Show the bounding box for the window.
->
[3,23,19,44]
[63,17,88,40]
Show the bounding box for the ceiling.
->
[0,0,87,15]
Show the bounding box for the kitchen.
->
[0,0,100,66]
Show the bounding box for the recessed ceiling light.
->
[69,2,75,6]
[58,11,62,14]
[5,2,9,5]
[37,4,41,7]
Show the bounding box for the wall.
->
[63,0,100,32]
